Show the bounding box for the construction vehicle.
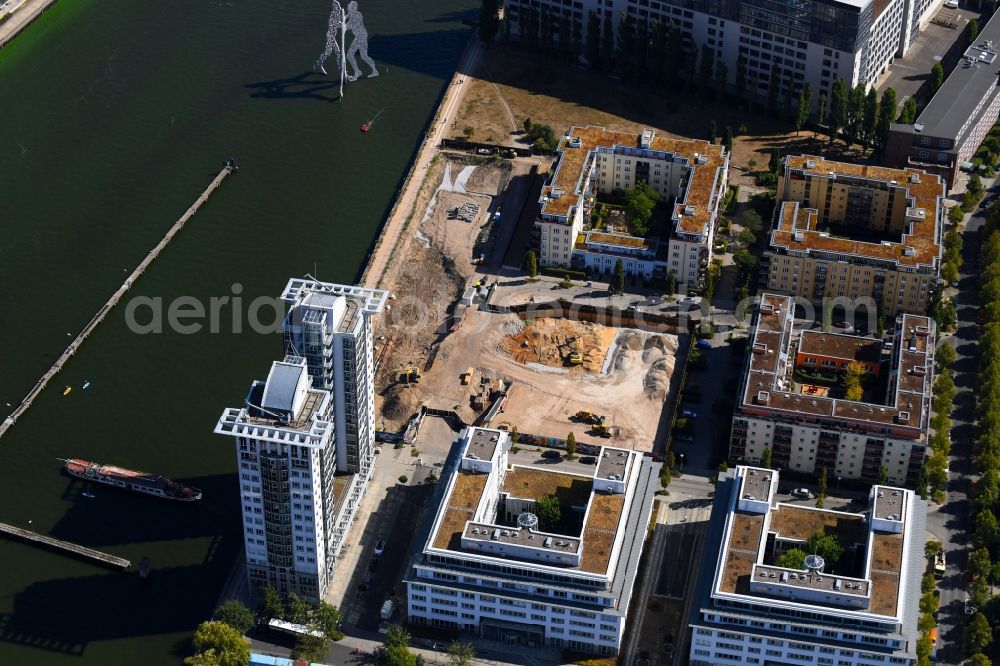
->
[573,409,595,422]
[591,422,612,438]
[400,366,421,385]
[561,336,583,365]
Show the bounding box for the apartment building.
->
[280,279,386,479]
[504,0,943,106]
[689,465,925,665]
[888,12,1000,189]
[214,357,341,600]
[571,230,667,280]
[766,155,944,317]
[215,278,386,602]
[537,126,728,289]
[405,427,660,656]
[729,293,935,486]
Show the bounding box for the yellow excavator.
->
[562,337,583,366]
[591,422,612,438]
[400,366,421,385]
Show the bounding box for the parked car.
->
[790,488,815,499]
[965,598,977,615]
[681,408,698,419]
[580,456,597,465]
[696,339,713,350]
[945,0,959,7]
[374,539,386,556]
[541,450,562,460]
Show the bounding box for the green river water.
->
[0,0,472,662]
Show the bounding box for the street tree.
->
[862,87,879,151]
[761,447,773,469]
[610,258,625,294]
[188,622,250,666]
[847,83,866,145]
[526,249,538,278]
[877,465,889,485]
[816,92,828,136]
[286,593,310,625]
[830,79,848,144]
[937,341,956,369]
[969,18,980,45]
[966,612,992,654]
[448,641,476,666]
[795,83,812,135]
[586,11,600,66]
[260,586,284,622]
[876,87,896,154]
[898,96,918,124]
[930,62,944,96]
[566,431,577,456]
[213,600,255,635]
[315,602,343,640]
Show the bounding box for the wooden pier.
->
[0,521,131,569]
[0,163,236,441]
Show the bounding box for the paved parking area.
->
[877,6,980,108]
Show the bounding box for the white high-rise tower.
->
[215,279,386,601]
[279,278,387,481]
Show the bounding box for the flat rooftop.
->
[738,293,934,438]
[596,447,631,481]
[874,486,908,521]
[281,278,388,316]
[427,431,641,576]
[465,428,502,462]
[895,11,1000,142]
[715,466,914,618]
[773,156,943,271]
[585,230,654,250]
[740,467,774,501]
[244,382,325,432]
[798,331,882,365]
[540,126,726,238]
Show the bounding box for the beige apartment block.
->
[765,156,944,316]
[535,126,728,289]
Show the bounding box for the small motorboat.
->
[360,122,371,132]
[81,489,95,498]
[63,386,72,396]
[82,381,91,390]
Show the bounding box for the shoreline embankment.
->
[0,0,61,49]
[359,34,482,290]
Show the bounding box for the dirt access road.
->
[361,37,482,289]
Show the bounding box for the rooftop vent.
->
[752,342,768,354]
[805,159,816,169]
[897,411,910,423]
[903,246,916,257]
[910,173,921,184]
[756,391,770,404]
[568,136,582,148]
[759,303,775,315]
[912,365,927,376]
[550,188,564,199]
[793,231,805,242]
[684,205,696,216]
[696,154,708,165]
[915,325,930,336]
[914,123,924,133]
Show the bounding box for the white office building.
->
[504,0,946,104]
[405,427,660,656]
[689,465,925,665]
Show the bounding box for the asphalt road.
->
[925,200,985,664]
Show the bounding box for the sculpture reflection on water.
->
[315,0,379,98]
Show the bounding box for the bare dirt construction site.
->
[381,302,681,451]
[373,155,515,426]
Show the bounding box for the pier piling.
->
[0,164,235,441]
